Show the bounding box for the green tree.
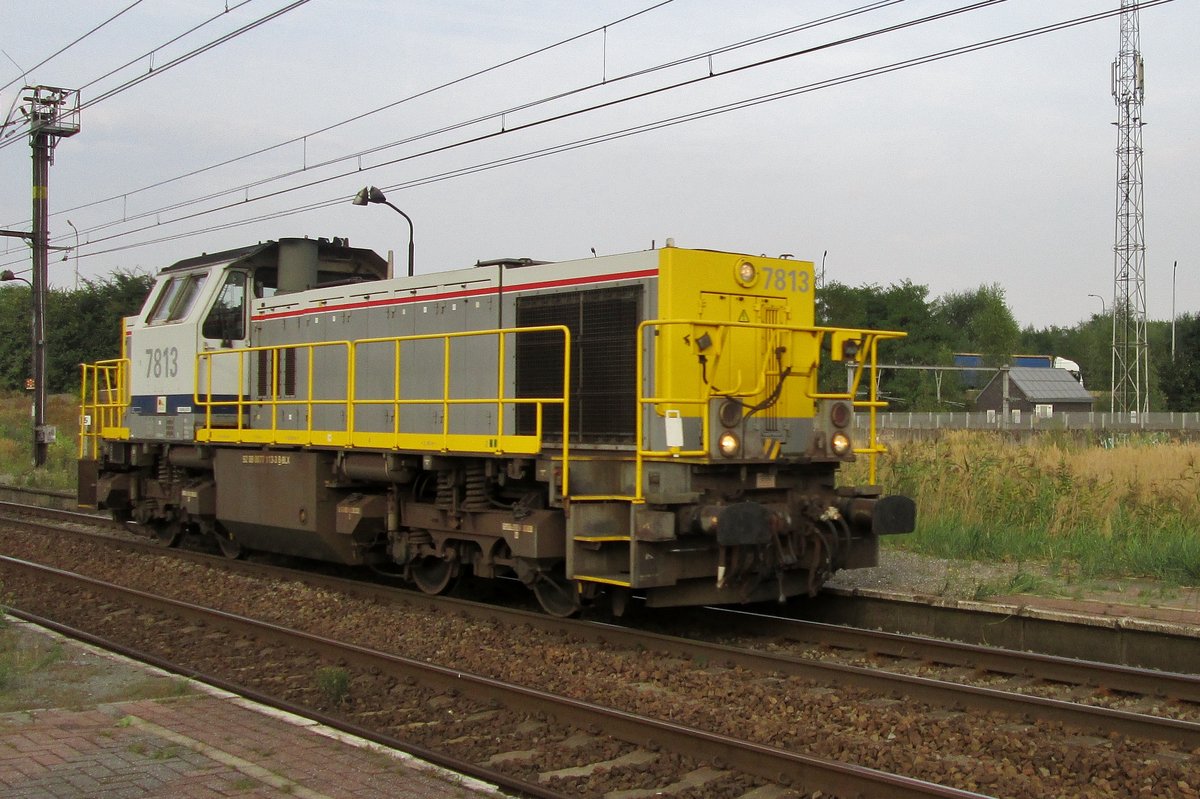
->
[0,270,152,393]
[0,286,31,390]
[933,284,1020,365]
[817,280,950,409]
[1153,315,1198,411]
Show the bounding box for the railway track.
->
[0,553,991,799]
[5,501,1200,734]
[2,501,1200,791]
[5,494,1199,671]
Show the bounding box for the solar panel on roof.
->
[1007,368,1092,402]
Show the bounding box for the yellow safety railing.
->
[811,328,903,485]
[576,319,903,504]
[194,325,573,492]
[87,317,898,503]
[79,358,130,459]
[196,340,354,446]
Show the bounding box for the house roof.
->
[986,367,1094,404]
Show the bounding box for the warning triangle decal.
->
[738,310,750,322]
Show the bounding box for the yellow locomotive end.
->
[646,246,898,474]
[656,248,816,426]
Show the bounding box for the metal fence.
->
[856,410,1200,434]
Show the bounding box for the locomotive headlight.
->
[717,431,740,458]
[735,260,757,287]
[718,398,743,428]
[830,431,852,456]
[829,400,852,429]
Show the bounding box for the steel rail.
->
[6,504,1200,746]
[694,605,1200,701]
[0,555,990,799]
[785,587,1200,674]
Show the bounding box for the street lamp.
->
[1172,260,1178,361]
[352,186,414,278]
[1087,294,1106,315]
[66,219,79,290]
[1,269,31,287]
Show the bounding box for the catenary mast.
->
[1110,0,1148,414]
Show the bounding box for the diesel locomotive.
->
[79,237,914,615]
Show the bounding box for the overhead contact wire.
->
[35,0,924,237]
[0,0,302,154]
[31,0,1172,266]
[77,0,261,94]
[57,0,1000,241]
[41,0,676,220]
[79,0,314,110]
[0,0,148,93]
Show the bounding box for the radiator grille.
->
[255,348,296,398]
[515,286,641,443]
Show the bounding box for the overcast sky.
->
[0,0,1195,328]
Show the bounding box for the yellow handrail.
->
[86,317,900,497]
[196,340,355,446]
[614,319,904,502]
[79,358,129,459]
[193,325,574,493]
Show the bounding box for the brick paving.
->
[0,624,501,799]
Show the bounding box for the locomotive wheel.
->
[609,586,632,618]
[151,520,184,548]
[410,556,458,595]
[533,571,581,618]
[214,529,244,560]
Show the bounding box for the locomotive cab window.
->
[253,267,279,300]
[202,271,248,341]
[146,272,208,325]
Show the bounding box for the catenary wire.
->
[39,0,965,241]
[95,0,912,227]
[36,0,677,222]
[0,0,1029,264]
[84,0,307,111]
[0,0,148,94]
[77,0,260,94]
[0,0,258,147]
[7,0,1166,272]
[0,0,306,152]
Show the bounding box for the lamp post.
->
[66,219,79,290]
[352,186,414,278]
[1087,293,1107,315]
[1172,260,1178,361]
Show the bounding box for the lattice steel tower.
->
[1110,0,1148,414]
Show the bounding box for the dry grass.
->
[0,392,79,490]
[852,431,1200,584]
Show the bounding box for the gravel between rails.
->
[2,524,1198,799]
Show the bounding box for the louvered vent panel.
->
[515,286,640,443]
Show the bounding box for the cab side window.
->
[202,272,247,341]
[147,273,208,325]
[253,267,279,300]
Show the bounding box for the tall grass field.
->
[1,394,1197,586]
[850,431,1200,586]
[0,393,79,491]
